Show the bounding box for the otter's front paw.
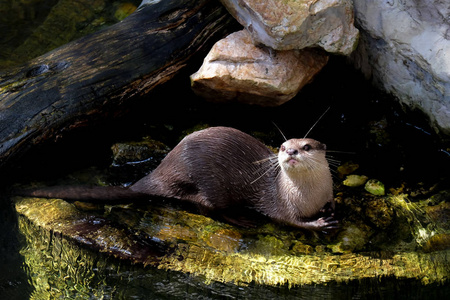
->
[313,216,339,233]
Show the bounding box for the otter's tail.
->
[17,185,148,202]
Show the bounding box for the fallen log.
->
[0,0,235,168]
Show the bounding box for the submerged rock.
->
[351,0,450,135]
[220,0,359,55]
[15,194,450,289]
[329,223,371,253]
[343,174,368,187]
[111,136,170,166]
[15,197,164,265]
[425,199,450,231]
[365,179,385,196]
[337,161,360,178]
[190,30,328,106]
[364,197,393,229]
[422,234,450,253]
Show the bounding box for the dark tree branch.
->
[0,0,235,168]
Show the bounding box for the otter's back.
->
[131,127,274,208]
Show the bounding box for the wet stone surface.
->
[12,118,450,291]
[3,56,450,298]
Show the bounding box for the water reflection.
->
[16,209,450,299]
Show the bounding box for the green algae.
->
[111,136,170,166]
[159,246,449,287]
[343,174,368,187]
[364,179,385,196]
[0,0,141,69]
[15,197,163,265]
[422,234,450,253]
[364,197,394,229]
[337,161,359,178]
[15,193,450,289]
[114,2,137,21]
[328,223,372,253]
[12,122,450,292]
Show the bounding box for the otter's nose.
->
[287,148,298,155]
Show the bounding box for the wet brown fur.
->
[21,127,337,231]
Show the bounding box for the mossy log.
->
[15,196,450,290]
[0,0,234,168]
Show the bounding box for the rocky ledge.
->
[190,30,328,106]
[351,0,450,135]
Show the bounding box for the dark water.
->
[1,57,450,299]
[1,1,450,299]
[0,198,31,299]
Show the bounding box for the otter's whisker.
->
[251,168,273,185]
[250,154,279,185]
[253,155,278,165]
[303,106,330,138]
[325,155,341,164]
[272,122,288,141]
[326,161,341,168]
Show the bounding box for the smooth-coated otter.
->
[21,127,337,231]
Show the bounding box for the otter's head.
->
[278,138,327,173]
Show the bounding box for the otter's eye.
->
[302,144,311,151]
[280,145,286,152]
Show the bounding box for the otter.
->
[21,127,337,231]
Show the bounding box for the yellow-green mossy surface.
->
[15,195,450,288]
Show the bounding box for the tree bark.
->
[0,0,235,168]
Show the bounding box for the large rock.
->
[351,0,450,135]
[190,30,328,106]
[220,0,359,55]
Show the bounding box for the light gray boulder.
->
[351,0,450,134]
[220,0,359,55]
